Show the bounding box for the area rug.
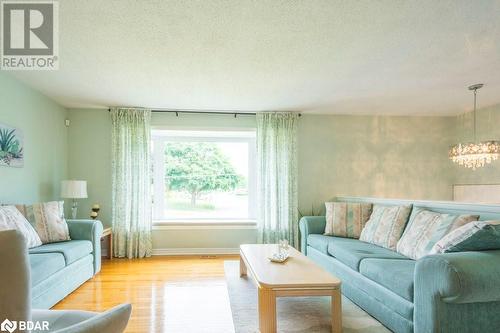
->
[224,261,391,333]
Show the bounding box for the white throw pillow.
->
[359,205,412,250]
[396,208,478,260]
[26,201,70,243]
[429,220,500,254]
[0,205,42,248]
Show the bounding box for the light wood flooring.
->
[53,255,239,333]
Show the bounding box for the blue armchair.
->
[0,230,131,333]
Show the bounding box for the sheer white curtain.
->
[256,112,299,247]
[110,108,152,258]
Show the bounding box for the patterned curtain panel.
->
[256,112,299,247]
[111,108,152,258]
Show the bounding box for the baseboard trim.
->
[152,247,239,256]
[152,224,257,230]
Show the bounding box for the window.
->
[152,129,257,222]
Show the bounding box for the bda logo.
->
[0,319,49,332]
[0,319,17,333]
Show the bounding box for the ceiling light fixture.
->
[449,84,500,170]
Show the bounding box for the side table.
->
[101,227,113,259]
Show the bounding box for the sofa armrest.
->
[299,216,326,255]
[67,219,104,275]
[414,250,500,333]
[415,250,500,303]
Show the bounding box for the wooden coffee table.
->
[239,244,342,333]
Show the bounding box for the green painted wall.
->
[450,103,500,185]
[298,115,456,214]
[67,109,112,224]
[0,72,68,204]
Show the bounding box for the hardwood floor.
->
[53,255,239,333]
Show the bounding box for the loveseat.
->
[28,219,103,308]
[299,197,500,333]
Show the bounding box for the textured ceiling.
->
[9,0,500,115]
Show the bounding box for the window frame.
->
[151,127,257,225]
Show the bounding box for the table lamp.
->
[61,180,88,219]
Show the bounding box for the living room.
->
[1,1,500,333]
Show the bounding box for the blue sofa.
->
[28,219,103,309]
[299,197,500,333]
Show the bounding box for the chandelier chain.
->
[473,87,477,143]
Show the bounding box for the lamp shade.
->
[61,180,88,199]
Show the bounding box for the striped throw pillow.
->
[324,202,373,239]
[396,208,478,260]
[360,204,412,250]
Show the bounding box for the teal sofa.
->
[28,219,104,309]
[299,197,500,333]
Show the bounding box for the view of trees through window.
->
[152,130,256,220]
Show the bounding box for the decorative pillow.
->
[430,220,500,254]
[0,205,42,248]
[396,208,478,260]
[359,204,412,250]
[14,204,27,217]
[324,202,373,238]
[26,201,70,243]
[1,204,27,217]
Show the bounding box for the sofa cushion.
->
[359,258,415,301]
[327,237,409,271]
[308,246,415,323]
[29,240,93,265]
[307,234,334,254]
[29,253,66,286]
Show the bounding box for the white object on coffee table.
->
[268,252,289,263]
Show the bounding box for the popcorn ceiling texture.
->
[10,0,500,115]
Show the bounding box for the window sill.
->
[152,219,257,230]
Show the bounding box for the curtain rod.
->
[107,108,301,117]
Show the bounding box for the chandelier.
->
[449,84,500,170]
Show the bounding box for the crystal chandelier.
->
[449,84,500,170]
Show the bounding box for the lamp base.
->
[71,200,78,219]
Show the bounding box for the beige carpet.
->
[224,261,391,333]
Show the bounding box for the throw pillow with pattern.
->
[324,202,373,239]
[359,204,412,250]
[429,220,500,254]
[0,205,42,248]
[396,208,478,260]
[26,201,70,243]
